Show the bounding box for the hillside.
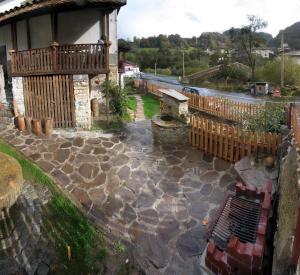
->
[273,22,300,50]
[198,32,230,49]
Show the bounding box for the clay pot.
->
[44,118,53,137]
[33,119,42,136]
[91,98,99,117]
[25,117,32,132]
[264,156,275,168]
[17,116,26,132]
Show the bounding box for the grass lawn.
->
[127,96,137,112]
[142,94,160,119]
[0,139,109,274]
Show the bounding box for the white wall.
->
[29,14,52,48]
[58,9,102,45]
[16,20,28,51]
[109,9,118,65]
[0,24,12,59]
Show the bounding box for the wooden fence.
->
[190,115,282,162]
[134,79,263,122]
[23,75,75,128]
[183,92,263,122]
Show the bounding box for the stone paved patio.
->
[0,120,239,274]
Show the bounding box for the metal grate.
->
[210,196,262,250]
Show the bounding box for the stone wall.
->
[0,65,6,106]
[151,118,189,145]
[272,143,299,275]
[73,75,92,129]
[12,77,25,115]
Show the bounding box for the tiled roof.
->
[0,0,126,23]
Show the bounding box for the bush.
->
[242,102,286,133]
[102,81,128,117]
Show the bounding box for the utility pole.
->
[281,30,285,88]
[182,50,185,79]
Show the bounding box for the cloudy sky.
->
[118,0,300,39]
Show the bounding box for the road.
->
[141,73,283,104]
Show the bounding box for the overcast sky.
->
[118,0,300,40]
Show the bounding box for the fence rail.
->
[11,44,109,76]
[190,115,282,162]
[183,92,263,122]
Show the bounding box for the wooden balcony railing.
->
[11,43,109,76]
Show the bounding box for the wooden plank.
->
[224,125,229,161]
[58,75,65,128]
[192,116,196,147]
[69,76,75,127]
[241,130,245,158]
[235,127,239,162]
[214,123,218,157]
[53,75,59,128]
[219,124,223,159]
[200,118,204,150]
[65,75,71,128]
[205,119,208,153]
[209,121,213,155]
[230,126,234,163]
[247,131,252,159]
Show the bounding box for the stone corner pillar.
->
[73,74,92,129]
[12,77,25,115]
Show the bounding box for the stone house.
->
[0,0,126,129]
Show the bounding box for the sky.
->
[118,0,300,40]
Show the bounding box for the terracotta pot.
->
[264,156,275,168]
[33,119,42,136]
[91,98,99,117]
[44,118,53,136]
[17,116,26,132]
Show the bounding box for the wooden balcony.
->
[11,43,109,76]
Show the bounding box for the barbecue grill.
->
[204,181,272,275]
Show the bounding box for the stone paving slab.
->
[0,121,239,275]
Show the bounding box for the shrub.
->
[242,102,286,133]
[102,81,128,117]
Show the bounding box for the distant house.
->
[0,0,126,129]
[253,48,274,59]
[119,61,140,77]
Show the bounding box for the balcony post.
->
[8,50,16,74]
[51,42,59,72]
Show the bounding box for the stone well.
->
[151,89,189,145]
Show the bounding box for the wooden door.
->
[23,75,75,128]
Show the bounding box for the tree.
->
[229,15,268,81]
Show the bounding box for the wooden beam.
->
[51,12,58,44]
[11,22,18,51]
[26,19,31,49]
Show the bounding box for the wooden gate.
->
[23,75,75,128]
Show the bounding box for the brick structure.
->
[205,181,272,275]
